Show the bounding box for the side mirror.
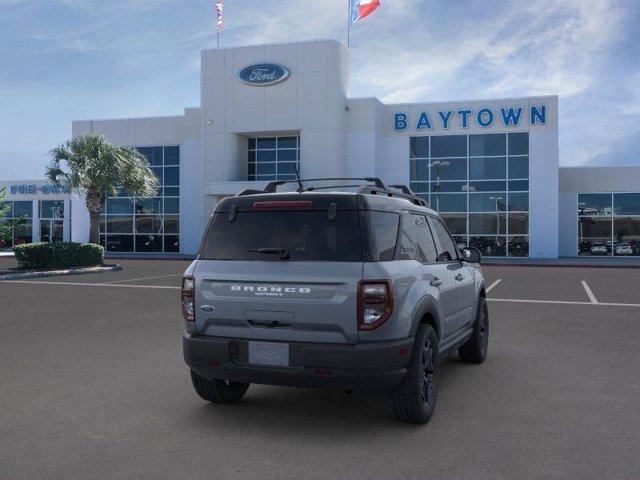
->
[461,247,482,264]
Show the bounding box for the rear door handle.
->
[455,273,465,281]
[429,278,443,287]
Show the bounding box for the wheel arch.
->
[409,298,442,341]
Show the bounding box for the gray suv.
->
[182,178,488,424]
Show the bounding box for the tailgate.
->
[194,260,363,344]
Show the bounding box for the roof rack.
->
[235,177,428,207]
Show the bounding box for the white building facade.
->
[4,40,638,258]
[0,180,86,249]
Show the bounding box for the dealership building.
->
[2,40,640,258]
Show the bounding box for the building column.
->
[32,200,40,242]
[63,199,72,242]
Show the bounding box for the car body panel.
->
[192,260,362,344]
[182,188,486,392]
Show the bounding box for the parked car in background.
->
[590,244,608,255]
[615,243,633,256]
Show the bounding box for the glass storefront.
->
[247,136,300,181]
[39,200,64,243]
[99,146,180,253]
[410,133,529,257]
[578,193,640,256]
[0,200,33,249]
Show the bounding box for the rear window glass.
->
[397,214,416,260]
[360,211,400,261]
[412,214,438,263]
[200,211,363,261]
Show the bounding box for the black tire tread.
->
[458,296,489,364]
[386,324,437,424]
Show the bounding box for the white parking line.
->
[488,298,640,308]
[581,280,599,304]
[486,279,502,293]
[0,280,180,290]
[3,279,639,308]
[101,273,182,284]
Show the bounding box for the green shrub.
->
[13,242,105,270]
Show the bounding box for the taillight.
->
[252,200,313,210]
[181,276,195,321]
[357,280,393,331]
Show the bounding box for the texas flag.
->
[350,0,381,24]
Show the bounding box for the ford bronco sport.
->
[182,178,488,424]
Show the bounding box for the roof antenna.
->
[294,164,305,193]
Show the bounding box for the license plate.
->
[248,341,289,367]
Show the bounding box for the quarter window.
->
[397,214,416,261]
[362,211,399,262]
[412,214,438,263]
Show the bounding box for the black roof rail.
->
[389,184,429,207]
[358,185,428,207]
[236,188,270,196]
[263,177,388,193]
[234,177,429,207]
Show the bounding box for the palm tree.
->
[46,134,158,244]
[0,187,13,245]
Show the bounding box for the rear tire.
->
[458,296,489,364]
[190,370,250,404]
[386,324,438,424]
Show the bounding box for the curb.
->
[105,254,196,261]
[0,264,122,281]
[482,262,640,269]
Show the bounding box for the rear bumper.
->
[183,332,413,394]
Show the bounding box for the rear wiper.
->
[249,247,290,259]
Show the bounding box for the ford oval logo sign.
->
[238,64,290,87]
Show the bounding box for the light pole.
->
[489,195,504,255]
[431,160,450,212]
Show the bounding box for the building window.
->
[578,192,640,256]
[39,200,64,243]
[100,146,180,253]
[0,201,33,249]
[410,133,529,257]
[247,136,300,181]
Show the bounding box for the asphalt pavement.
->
[1,260,639,480]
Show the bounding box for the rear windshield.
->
[200,210,364,261]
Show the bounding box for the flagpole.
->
[347,0,351,47]
[214,0,222,48]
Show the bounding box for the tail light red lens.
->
[357,280,393,331]
[252,200,313,210]
[181,276,195,321]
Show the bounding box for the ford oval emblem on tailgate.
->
[200,305,215,312]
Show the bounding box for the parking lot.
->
[1,259,640,480]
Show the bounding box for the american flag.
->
[215,1,223,32]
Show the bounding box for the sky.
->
[1,0,639,179]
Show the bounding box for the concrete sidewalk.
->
[483,257,640,268]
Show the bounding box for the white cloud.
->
[1,0,638,173]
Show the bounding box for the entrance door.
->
[39,200,65,243]
[40,219,64,243]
